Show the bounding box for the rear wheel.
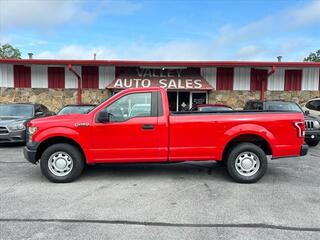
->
[226,143,267,183]
[305,139,319,147]
[40,143,84,183]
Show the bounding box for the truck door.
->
[91,91,168,162]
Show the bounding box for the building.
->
[0,59,320,111]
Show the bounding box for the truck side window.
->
[102,92,152,122]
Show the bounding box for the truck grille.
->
[0,126,9,135]
[305,120,314,130]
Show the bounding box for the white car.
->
[302,98,320,118]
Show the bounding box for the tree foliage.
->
[304,49,320,62]
[0,43,22,59]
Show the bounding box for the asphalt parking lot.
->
[0,145,320,240]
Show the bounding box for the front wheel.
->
[305,139,319,147]
[40,143,84,183]
[226,143,267,183]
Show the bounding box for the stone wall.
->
[209,90,320,109]
[208,91,260,109]
[0,88,110,112]
[1,88,319,112]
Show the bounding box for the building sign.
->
[107,67,213,90]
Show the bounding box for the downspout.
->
[67,64,82,104]
[262,66,276,100]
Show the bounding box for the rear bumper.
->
[23,142,39,164]
[300,144,308,156]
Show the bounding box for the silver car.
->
[0,103,53,144]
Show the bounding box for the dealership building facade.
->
[0,59,319,111]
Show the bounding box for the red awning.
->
[107,76,213,90]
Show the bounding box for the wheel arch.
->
[222,134,272,162]
[36,136,86,162]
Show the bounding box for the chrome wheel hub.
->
[235,152,260,177]
[48,152,73,177]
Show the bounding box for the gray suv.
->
[0,103,54,144]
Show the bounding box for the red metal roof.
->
[0,59,320,67]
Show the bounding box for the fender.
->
[34,127,93,163]
[217,123,276,159]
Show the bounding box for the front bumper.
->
[0,129,26,143]
[23,142,39,164]
[300,144,308,156]
[305,131,320,140]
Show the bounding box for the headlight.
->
[314,121,320,129]
[8,122,26,131]
[28,126,38,135]
[28,126,38,143]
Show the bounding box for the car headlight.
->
[8,122,26,131]
[27,126,38,143]
[314,121,320,129]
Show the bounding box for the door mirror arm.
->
[305,110,310,116]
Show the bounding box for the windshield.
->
[0,105,34,118]
[58,106,95,115]
[265,102,302,113]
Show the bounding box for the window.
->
[216,68,234,90]
[14,65,31,88]
[284,70,302,91]
[102,92,152,122]
[250,69,268,91]
[306,100,320,111]
[82,66,99,89]
[48,67,65,88]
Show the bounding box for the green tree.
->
[0,43,21,59]
[304,49,320,62]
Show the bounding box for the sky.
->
[0,0,319,61]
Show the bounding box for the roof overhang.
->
[0,59,320,68]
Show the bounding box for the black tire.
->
[305,139,319,147]
[226,143,267,183]
[40,143,84,183]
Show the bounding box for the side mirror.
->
[35,111,44,117]
[305,110,310,115]
[97,111,111,123]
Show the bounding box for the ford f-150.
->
[24,87,308,183]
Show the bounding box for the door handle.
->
[142,124,154,130]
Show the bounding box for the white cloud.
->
[0,0,141,29]
[24,0,320,61]
[35,45,118,60]
[100,0,142,15]
[234,45,265,60]
[288,0,320,27]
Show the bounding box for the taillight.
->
[294,122,305,138]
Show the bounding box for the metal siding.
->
[216,68,234,90]
[99,66,115,89]
[200,67,216,89]
[233,67,250,90]
[267,68,285,91]
[65,65,81,89]
[0,64,14,87]
[14,65,31,88]
[302,68,319,90]
[284,69,302,91]
[82,66,99,89]
[48,67,65,88]
[31,65,48,88]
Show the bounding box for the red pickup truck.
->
[24,87,308,183]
